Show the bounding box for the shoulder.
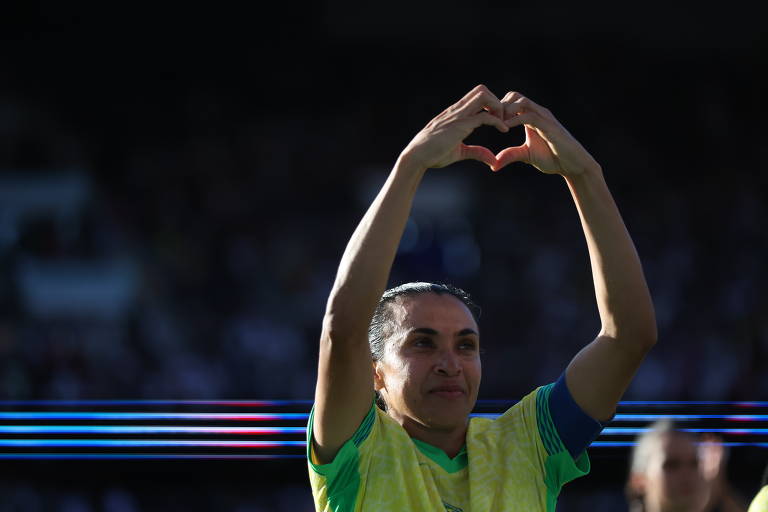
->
[467,386,542,442]
[749,485,768,512]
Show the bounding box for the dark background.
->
[1,2,766,510]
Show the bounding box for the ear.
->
[627,472,647,495]
[373,361,385,392]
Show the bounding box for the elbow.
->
[634,320,658,353]
[603,314,658,353]
[640,323,658,352]
[630,302,658,351]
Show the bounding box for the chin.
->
[420,403,470,429]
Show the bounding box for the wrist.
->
[395,150,429,177]
[563,164,605,188]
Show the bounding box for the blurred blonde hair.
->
[626,419,696,512]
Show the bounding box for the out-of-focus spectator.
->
[627,419,747,512]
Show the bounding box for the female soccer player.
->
[307,84,658,511]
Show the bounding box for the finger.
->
[504,111,551,134]
[494,145,529,171]
[502,91,554,117]
[460,144,496,168]
[456,89,505,120]
[455,84,494,109]
[466,111,509,134]
[501,91,523,103]
[501,91,525,120]
[442,84,494,117]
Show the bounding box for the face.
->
[373,293,481,432]
[643,433,707,512]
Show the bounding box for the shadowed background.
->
[1,2,766,510]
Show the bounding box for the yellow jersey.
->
[307,382,591,511]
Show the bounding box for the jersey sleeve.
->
[306,400,376,511]
[473,383,592,509]
[535,381,592,494]
[749,486,768,512]
[548,372,604,458]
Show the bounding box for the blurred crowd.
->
[0,87,765,405]
[0,65,766,511]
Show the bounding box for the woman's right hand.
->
[399,84,508,171]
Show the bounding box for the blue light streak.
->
[617,401,768,407]
[602,427,768,435]
[592,441,768,448]
[0,400,314,407]
[471,413,768,421]
[0,400,764,407]
[611,414,768,421]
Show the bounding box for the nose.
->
[435,348,462,377]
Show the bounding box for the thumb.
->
[494,145,529,172]
[460,144,497,169]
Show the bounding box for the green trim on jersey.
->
[535,384,590,512]
[411,438,468,474]
[536,383,565,455]
[308,385,592,511]
[306,402,376,512]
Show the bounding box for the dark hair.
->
[368,282,480,410]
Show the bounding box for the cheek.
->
[382,356,418,390]
[466,358,482,381]
[645,467,666,496]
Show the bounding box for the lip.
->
[429,386,466,399]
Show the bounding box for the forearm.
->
[324,155,426,341]
[565,169,656,345]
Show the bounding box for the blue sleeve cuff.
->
[549,372,604,459]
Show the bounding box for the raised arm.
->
[312,85,509,463]
[494,92,657,422]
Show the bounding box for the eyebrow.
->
[410,327,479,337]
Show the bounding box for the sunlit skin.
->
[638,433,708,512]
[373,293,481,458]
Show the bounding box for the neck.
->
[393,413,468,458]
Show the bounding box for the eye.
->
[413,337,434,348]
[458,339,477,351]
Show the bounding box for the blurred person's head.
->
[368,282,482,431]
[627,419,708,512]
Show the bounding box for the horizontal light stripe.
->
[470,413,768,421]
[2,412,760,422]
[0,400,764,407]
[0,426,306,434]
[601,428,768,435]
[0,440,764,451]
[611,414,768,421]
[617,401,768,407]
[0,400,314,407]
[592,441,768,448]
[0,426,764,436]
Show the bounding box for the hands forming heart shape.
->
[402,85,601,177]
